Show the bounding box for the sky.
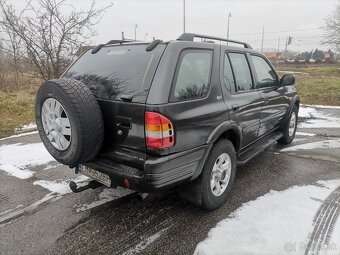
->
[10,0,340,52]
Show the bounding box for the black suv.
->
[35,33,299,210]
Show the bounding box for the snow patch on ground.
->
[0,142,55,179]
[281,139,340,152]
[33,175,89,195]
[295,132,317,137]
[122,228,167,255]
[0,131,38,141]
[194,180,340,255]
[43,164,62,171]
[298,106,340,128]
[76,187,133,212]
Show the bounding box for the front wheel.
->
[278,105,298,145]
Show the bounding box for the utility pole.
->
[134,24,138,41]
[277,36,280,52]
[260,26,264,52]
[227,12,231,40]
[183,0,186,33]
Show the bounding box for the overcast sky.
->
[12,0,339,52]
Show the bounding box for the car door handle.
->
[231,104,239,111]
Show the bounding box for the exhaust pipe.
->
[137,192,149,201]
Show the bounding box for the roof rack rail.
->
[106,39,134,45]
[91,39,135,54]
[146,39,163,51]
[177,33,252,49]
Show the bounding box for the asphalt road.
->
[0,106,339,255]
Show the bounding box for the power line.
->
[232,27,323,37]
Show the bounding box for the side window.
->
[223,53,236,93]
[173,50,212,100]
[229,53,253,91]
[251,55,277,88]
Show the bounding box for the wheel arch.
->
[280,95,300,129]
[206,121,242,154]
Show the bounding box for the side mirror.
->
[280,74,295,86]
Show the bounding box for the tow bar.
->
[69,180,103,193]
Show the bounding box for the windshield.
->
[63,44,165,103]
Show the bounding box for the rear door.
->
[249,54,289,136]
[220,49,262,148]
[63,44,166,165]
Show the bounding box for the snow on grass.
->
[76,187,133,212]
[14,123,37,132]
[194,180,340,255]
[0,142,55,179]
[0,131,38,141]
[302,104,340,110]
[281,139,340,152]
[298,106,340,128]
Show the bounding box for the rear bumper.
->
[83,144,211,192]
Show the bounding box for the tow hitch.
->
[69,180,103,193]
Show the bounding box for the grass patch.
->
[0,72,41,138]
[276,64,340,106]
[0,89,37,138]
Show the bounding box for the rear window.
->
[63,44,165,103]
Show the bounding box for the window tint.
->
[63,44,165,102]
[229,53,253,91]
[251,55,277,88]
[223,53,236,93]
[174,51,212,100]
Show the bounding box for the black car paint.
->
[68,39,298,192]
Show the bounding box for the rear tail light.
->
[145,112,174,149]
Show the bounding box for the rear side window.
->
[229,53,253,91]
[173,50,212,100]
[63,44,165,103]
[223,53,236,93]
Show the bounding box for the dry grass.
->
[0,74,41,138]
[276,64,340,106]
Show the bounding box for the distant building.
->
[263,52,282,62]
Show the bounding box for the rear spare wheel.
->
[35,78,104,166]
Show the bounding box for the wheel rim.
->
[41,98,72,151]
[288,112,296,137]
[210,153,232,197]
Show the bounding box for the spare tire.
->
[35,78,104,166]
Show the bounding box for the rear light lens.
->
[145,112,174,149]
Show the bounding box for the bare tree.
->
[323,1,340,52]
[0,0,112,80]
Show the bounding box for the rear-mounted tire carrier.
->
[35,78,104,166]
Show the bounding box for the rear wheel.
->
[180,139,236,211]
[278,105,298,145]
